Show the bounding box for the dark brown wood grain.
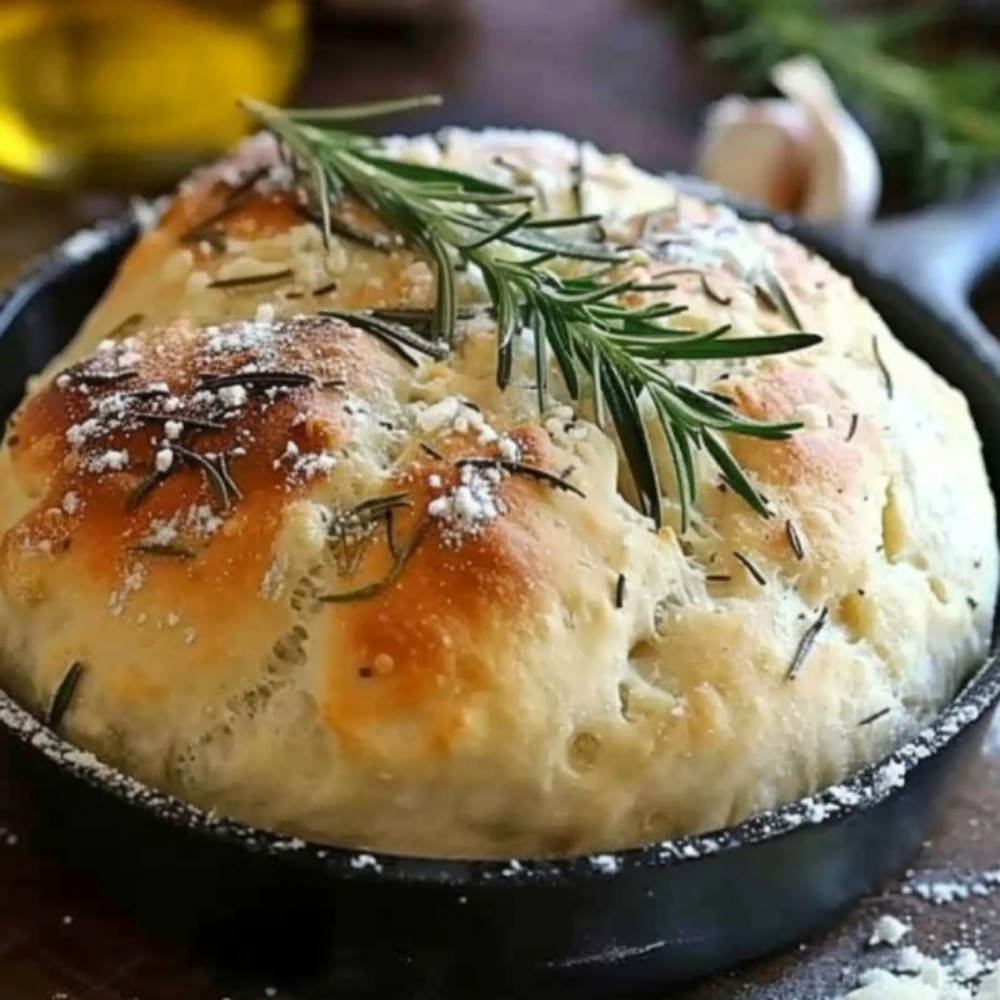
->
[0,2,999,997]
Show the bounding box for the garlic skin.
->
[696,57,882,230]
[695,95,812,214]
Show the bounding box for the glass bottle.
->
[0,0,304,190]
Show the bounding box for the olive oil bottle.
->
[0,0,304,189]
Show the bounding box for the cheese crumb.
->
[218,384,248,409]
[88,449,129,473]
[155,448,174,473]
[869,915,911,947]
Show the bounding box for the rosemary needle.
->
[615,573,627,609]
[787,607,829,680]
[48,661,85,730]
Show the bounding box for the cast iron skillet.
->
[1,178,1000,1000]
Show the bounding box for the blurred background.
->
[3,0,1000,282]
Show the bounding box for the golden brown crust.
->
[1,128,995,858]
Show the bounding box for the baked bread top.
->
[1,127,995,858]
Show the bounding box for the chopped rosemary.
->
[327,492,412,578]
[350,492,412,521]
[651,267,732,306]
[756,270,804,330]
[615,573,627,609]
[787,607,829,680]
[134,411,226,432]
[313,279,339,296]
[859,707,891,727]
[48,661,85,730]
[181,164,271,240]
[217,453,244,502]
[129,541,197,559]
[126,469,169,510]
[420,442,444,460]
[846,413,860,442]
[706,574,732,582]
[124,386,171,401]
[456,457,586,498]
[734,551,766,586]
[572,141,587,215]
[172,444,234,509]
[370,305,491,331]
[786,519,805,561]
[290,200,399,252]
[701,274,732,306]
[72,369,140,387]
[208,268,293,290]
[321,519,427,604]
[199,370,316,393]
[321,309,449,364]
[872,335,894,399]
[242,96,822,529]
[103,313,145,340]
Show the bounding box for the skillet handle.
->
[860,178,1000,354]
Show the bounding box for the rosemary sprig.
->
[242,96,821,528]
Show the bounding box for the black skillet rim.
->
[1,203,999,889]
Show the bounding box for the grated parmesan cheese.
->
[428,463,506,546]
[870,915,912,948]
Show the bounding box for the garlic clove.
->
[694,57,882,229]
[695,95,813,213]
[771,56,882,230]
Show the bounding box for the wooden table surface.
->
[1,2,999,998]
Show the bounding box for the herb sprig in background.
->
[702,0,1000,199]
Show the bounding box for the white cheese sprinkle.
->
[87,449,129,473]
[218,384,248,409]
[427,462,506,546]
[155,448,174,473]
[869,915,911,947]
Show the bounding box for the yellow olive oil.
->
[0,0,304,189]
